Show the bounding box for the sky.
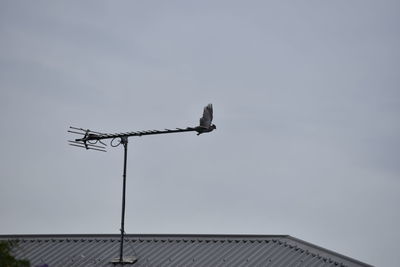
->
[0,1,399,266]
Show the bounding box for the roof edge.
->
[0,233,289,239]
[286,235,373,267]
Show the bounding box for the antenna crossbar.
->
[72,127,197,143]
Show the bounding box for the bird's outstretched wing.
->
[199,104,213,127]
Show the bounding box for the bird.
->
[195,103,217,135]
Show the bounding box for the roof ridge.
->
[0,233,289,239]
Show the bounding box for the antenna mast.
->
[68,104,216,264]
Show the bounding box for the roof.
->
[0,234,372,267]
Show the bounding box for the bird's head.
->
[211,124,217,130]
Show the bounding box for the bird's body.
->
[195,104,216,135]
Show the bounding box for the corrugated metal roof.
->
[0,234,372,267]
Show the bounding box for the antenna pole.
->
[119,136,128,263]
[67,104,216,264]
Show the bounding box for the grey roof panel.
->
[0,234,372,267]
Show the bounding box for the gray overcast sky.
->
[0,1,399,266]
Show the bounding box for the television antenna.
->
[67,104,216,264]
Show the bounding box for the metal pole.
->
[119,136,128,262]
